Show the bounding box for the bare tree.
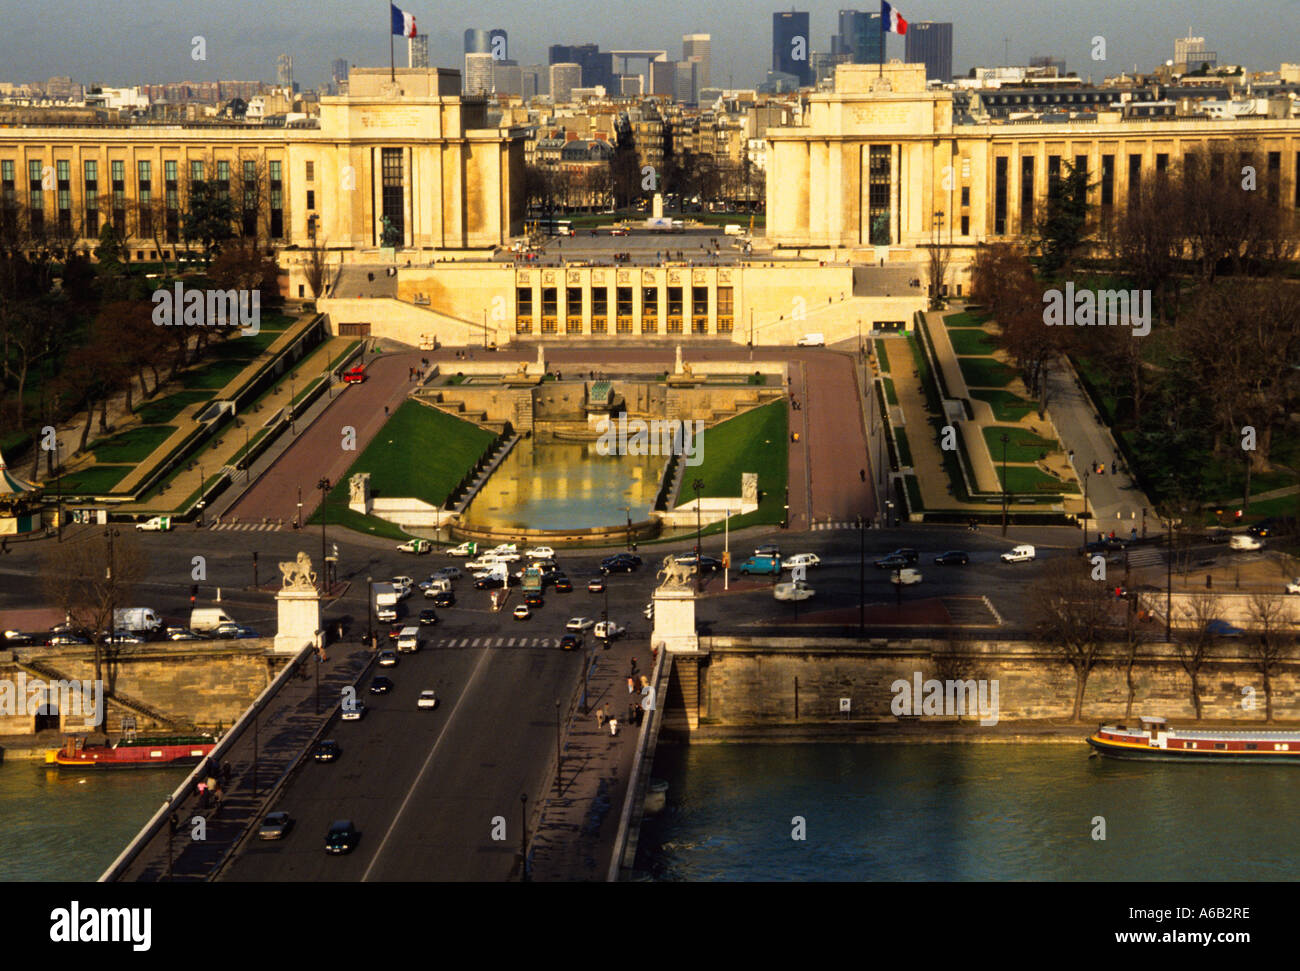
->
[1029,565,1116,721]
[1173,592,1220,720]
[1246,593,1293,722]
[40,530,149,731]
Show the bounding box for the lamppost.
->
[519,792,529,882]
[858,514,866,635]
[366,575,373,646]
[1165,515,1174,641]
[692,478,704,593]
[317,477,331,590]
[723,508,731,592]
[1000,432,1010,537]
[554,699,562,795]
[296,486,303,530]
[289,373,296,434]
[242,422,250,481]
[1082,468,1091,538]
[624,505,632,552]
[52,437,62,541]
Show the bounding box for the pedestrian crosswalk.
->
[810,520,869,531]
[210,522,286,531]
[1126,546,1164,568]
[428,636,558,649]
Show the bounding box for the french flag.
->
[391,3,417,38]
[882,1,908,34]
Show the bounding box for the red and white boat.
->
[1088,716,1300,763]
[46,732,216,769]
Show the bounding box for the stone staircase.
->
[15,654,187,732]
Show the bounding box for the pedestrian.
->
[596,706,606,729]
[603,703,611,726]
[640,675,649,689]
[860,468,866,482]
[629,657,639,678]
[609,717,619,737]
[627,675,636,694]
[385,405,389,416]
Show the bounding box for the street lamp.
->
[624,505,632,552]
[692,478,704,592]
[317,477,331,590]
[296,485,303,530]
[1000,432,1010,537]
[554,699,562,795]
[366,575,373,646]
[1082,468,1091,539]
[857,514,865,635]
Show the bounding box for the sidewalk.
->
[527,636,648,881]
[112,643,372,882]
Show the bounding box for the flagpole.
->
[879,2,884,77]
[390,4,395,82]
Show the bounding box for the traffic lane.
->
[225,351,423,523]
[363,643,580,880]
[222,635,484,881]
[803,354,876,522]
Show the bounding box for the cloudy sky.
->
[1,0,1290,88]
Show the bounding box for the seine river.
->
[0,760,186,881]
[636,742,1300,881]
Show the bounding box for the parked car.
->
[46,633,90,646]
[417,689,439,710]
[377,649,399,667]
[105,630,145,645]
[212,624,260,640]
[513,604,531,620]
[601,557,637,575]
[783,553,821,569]
[1001,545,1036,563]
[774,580,815,601]
[446,542,478,557]
[369,676,394,695]
[754,544,781,557]
[891,568,923,585]
[559,633,584,651]
[934,551,969,566]
[135,516,172,532]
[594,620,626,640]
[340,700,367,721]
[325,819,358,854]
[165,626,203,641]
[258,812,293,840]
[396,539,432,554]
[739,555,781,576]
[314,740,341,762]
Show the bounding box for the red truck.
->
[343,365,366,384]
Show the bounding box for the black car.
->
[553,576,573,592]
[934,551,969,566]
[874,554,909,570]
[601,559,637,575]
[588,577,606,592]
[430,590,455,608]
[524,592,545,607]
[560,633,583,651]
[1247,519,1277,538]
[697,555,724,573]
[1081,540,1109,556]
[325,819,358,855]
[369,676,394,695]
[387,623,403,640]
[314,740,341,762]
[887,548,919,565]
[418,608,438,625]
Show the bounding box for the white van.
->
[1229,534,1263,551]
[1000,544,1036,563]
[190,607,238,631]
[396,626,421,653]
[796,333,825,347]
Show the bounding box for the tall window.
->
[305,160,315,182]
[191,160,204,183]
[164,159,179,242]
[1,160,15,235]
[84,160,98,237]
[691,285,709,333]
[111,160,126,234]
[717,286,733,333]
[1268,151,1281,205]
[380,148,403,244]
[216,159,230,200]
[269,159,283,239]
[1100,154,1114,208]
[138,160,152,237]
[1047,155,1061,191]
[516,287,533,334]
[868,145,891,245]
[565,286,583,333]
[29,160,45,233]
[1128,154,1141,205]
[541,287,557,333]
[666,286,683,333]
[994,156,1008,235]
[242,159,257,236]
[56,160,71,236]
[1019,157,1034,233]
[641,286,658,333]
[591,286,607,334]
[1155,153,1168,175]
[616,286,633,333]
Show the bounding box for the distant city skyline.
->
[0,0,1292,90]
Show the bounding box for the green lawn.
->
[998,466,1068,494]
[91,425,177,463]
[685,400,788,525]
[50,465,133,494]
[969,389,1036,422]
[904,474,924,512]
[314,401,497,528]
[959,357,1017,388]
[947,328,999,356]
[135,390,212,425]
[874,339,891,372]
[746,373,767,386]
[893,427,913,467]
[882,377,898,405]
[982,427,1060,463]
[181,359,251,390]
[944,310,992,328]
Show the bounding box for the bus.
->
[531,217,573,237]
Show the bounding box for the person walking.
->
[595,706,606,730]
[608,716,619,737]
[629,657,639,679]
[627,674,636,694]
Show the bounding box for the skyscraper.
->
[773,12,813,87]
[1174,33,1216,70]
[465,28,508,60]
[276,54,293,87]
[550,63,582,102]
[331,59,349,89]
[904,21,953,82]
[464,53,495,95]
[836,10,882,64]
[549,44,614,90]
[674,61,698,104]
[409,34,429,69]
[683,34,712,91]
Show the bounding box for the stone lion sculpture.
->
[280,551,318,590]
[656,555,694,589]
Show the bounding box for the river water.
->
[636,742,1300,881]
[0,760,186,881]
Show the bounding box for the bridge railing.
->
[606,645,670,881]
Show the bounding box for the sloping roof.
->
[0,450,34,495]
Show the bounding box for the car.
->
[387,623,404,640]
[740,554,782,576]
[391,575,414,592]
[1081,540,1110,557]
[377,649,399,667]
[934,551,969,566]
[754,544,781,557]
[1286,578,1300,595]
[135,516,172,532]
[369,676,394,695]
[418,608,438,626]
[783,553,821,569]
[594,620,626,640]
[396,539,432,554]
[588,578,606,593]
[475,575,515,590]
[553,576,573,593]
[164,626,203,641]
[524,592,545,607]
[886,548,919,565]
[609,227,629,236]
[340,700,367,721]
[774,580,815,601]
[213,624,261,640]
[525,546,555,559]
[430,590,456,608]
[1001,545,1036,563]
[566,617,596,632]
[674,553,723,573]
[1229,534,1263,551]
[601,558,637,575]
[46,633,90,646]
[105,629,145,645]
[1247,519,1277,538]
[417,689,439,710]
[314,740,341,762]
[446,542,478,557]
[559,633,584,651]
[343,365,367,384]
[432,567,462,581]
[466,556,500,570]
[258,811,293,840]
[874,554,909,570]
[891,568,923,585]
[325,819,358,854]
[513,604,532,620]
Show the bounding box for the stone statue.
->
[656,555,695,589]
[349,473,368,506]
[674,344,683,373]
[279,551,319,591]
[379,214,401,248]
[515,360,529,378]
